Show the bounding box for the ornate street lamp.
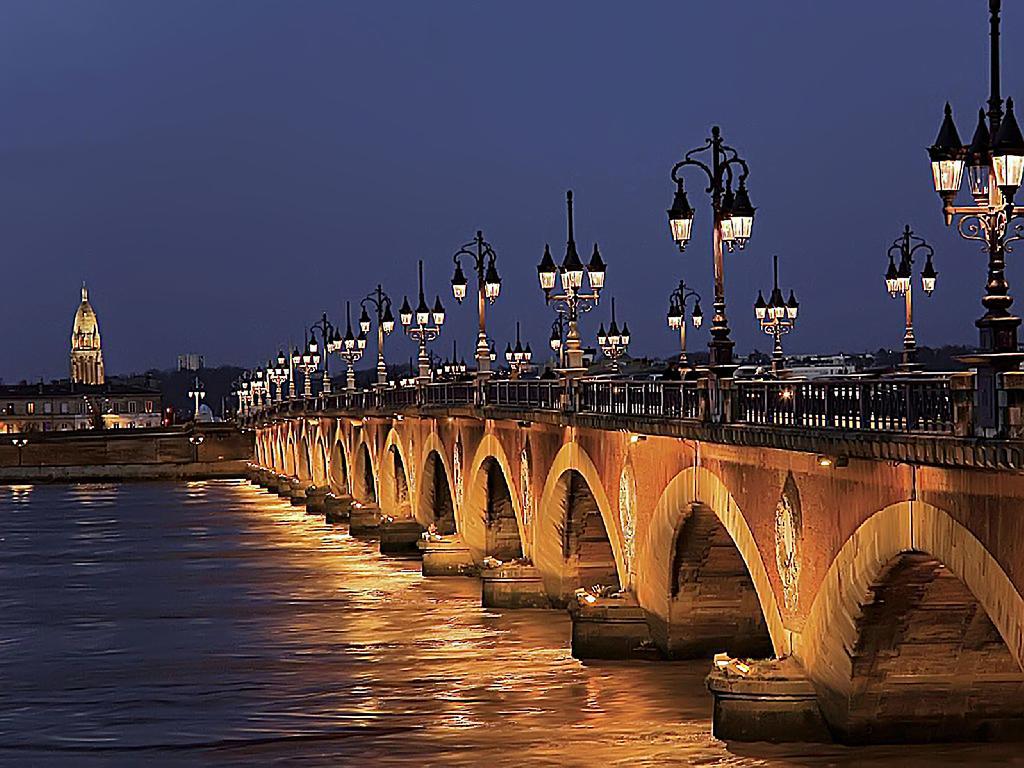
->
[291,334,321,398]
[188,375,206,420]
[400,260,445,382]
[248,367,268,412]
[451,230,502,379]
[360,284,396,387]
[667,280,703,368]
[536,190,606,375]
[231,372,249,417]
[884,226,936,371]
[754,255,799,375]
[267,350,289,403]
[439,340,468,381]
[927,0,1024,425]
[597,297,630,372]
[309,312,341,395]
[505,321,533,378]
[336,301,367,391]
[667,126,756,375]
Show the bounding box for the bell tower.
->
[70,283,105,385]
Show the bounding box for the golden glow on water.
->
[0,479,1016,765]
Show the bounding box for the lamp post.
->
[360,285,396,387]
[440,340,468,381]
[667,126,756,376]
[549,315,567,370]
[597,297,630,372]
[188,376,206,421]
[754,255,800,375]
[536,190,606,375]
[250,368,269,412]
[505,322,534,378]
[884,226,936,371]
[309,312,341,395]
[291,335,321,398]
[267,351,289,403]
[188,433,205,463]
[927,0,1024,428]
[231,372,249,416]
[12,437,27,467]
[451,230,502,380]
[400,260,445,383]
[667,281,703,368]
[337,301,367,391]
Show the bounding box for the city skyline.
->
[0,1,1017,379]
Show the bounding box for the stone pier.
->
[348,503,382,536]
[480,563,551,609]
[287,479,307,506]
[568,593,657,660]
[706,659,830,743]
[304,485,328,514]
[324,493,352,524]
[379,519,424,557]
[418,535,477,576]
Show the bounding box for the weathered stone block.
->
[481,564,551,609]
[418,536,477,577]
[379,519,424,557]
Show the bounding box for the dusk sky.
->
[0,1,1018,380]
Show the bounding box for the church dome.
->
[72,284,101,350]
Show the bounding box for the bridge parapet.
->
[246,372,1024,470]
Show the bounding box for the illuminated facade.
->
[0,382,161,432]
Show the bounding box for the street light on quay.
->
[754,255,799,376]
[667,126,756,375]
[885,226,937,371]
[291,335,321,398]
[927,0,1024,426]
[451,230,502,380]
[400,260,445,383]
[505,322,533,379]
[667,280,703,369]
[597,297,630,372]
[188,375,206,421]
[337,300,368,392]
[537,190,606,376]
[359,284,396,387]
[309,312,342,395]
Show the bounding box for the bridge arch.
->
[415,433,456,534]
[283,432,297,479]
[352,436,377,504]
[535,442,626,607]
[462,434,525,564]
[328,435,351,497]
[311,433,329,488]
[379,428,412,518]
[798,500,1024,739]
[634,466,785,659]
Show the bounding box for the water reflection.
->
[0,480,1019,767]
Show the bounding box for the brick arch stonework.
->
[377,427,412,517]
[415,431,457,531]
[327,431,352,497]
[534,441,627,607]
[634,465,787,658]
[796,501,1024,698]
[462,434,525,565]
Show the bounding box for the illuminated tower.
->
[70,283,105,385]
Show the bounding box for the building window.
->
[26,402,34,415]
[145,400,154,413]
[129,401,138,414]
[60,402,69,414]
[5,404,13,416]
[43,402,52,414]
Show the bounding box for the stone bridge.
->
[245,376,1024,744]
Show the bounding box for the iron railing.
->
[248,375,958,437]
[734,378,954,434]
[421,381,477,407]
[577,379,704,420]
[484,380,565,411]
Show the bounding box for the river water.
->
[0,479,1018,767]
